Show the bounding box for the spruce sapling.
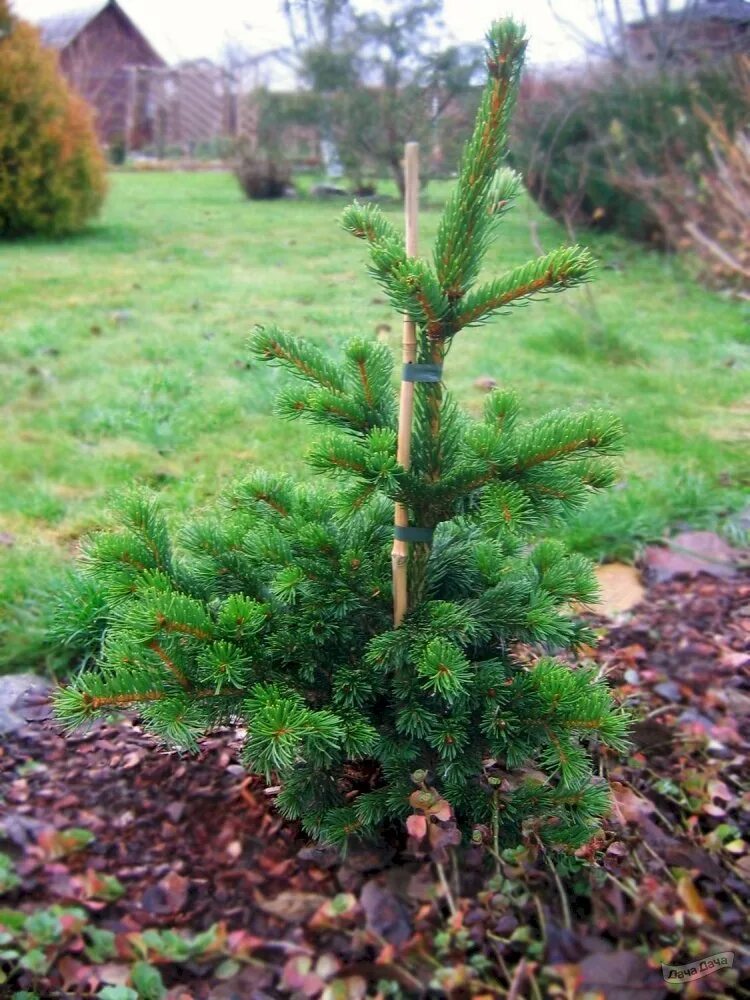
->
[55,19,629,851]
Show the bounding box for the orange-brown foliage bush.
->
[0,1,106,237]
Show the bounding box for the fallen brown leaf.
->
[254,889,327,924]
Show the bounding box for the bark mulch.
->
[1,572,749,999]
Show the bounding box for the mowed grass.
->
[1,170,748,669]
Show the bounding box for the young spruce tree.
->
[56,20,629,851]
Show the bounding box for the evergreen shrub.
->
[0,1,106,237]
[56,20,629,852]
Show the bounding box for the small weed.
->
[0,849,249,998]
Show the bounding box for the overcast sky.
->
[12,0,657,70]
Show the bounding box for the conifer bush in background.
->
[56,20,629,852]
[0,1,106,237]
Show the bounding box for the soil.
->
[1,572,749,999]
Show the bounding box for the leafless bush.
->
[234,146,291,200]
[620,58,750,297]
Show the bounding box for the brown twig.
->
[507,957,529,1000]
[435,859,458,918]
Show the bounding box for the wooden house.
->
[625,0,750,64]
[38,0,166,150]
[38,1,238,155]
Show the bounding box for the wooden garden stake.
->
[392,141,419,627]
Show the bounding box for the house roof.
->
[38,4,102,49]
[37,0,166,65]
[630,0,750,27]
[688,0,750,20]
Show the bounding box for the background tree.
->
[283,0,484,193]
[0,0,106,237]
[233,87,320,199]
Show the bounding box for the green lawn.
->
[1,170,748,669]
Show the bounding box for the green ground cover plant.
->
[0,118,747,673]
[0,847,256,999]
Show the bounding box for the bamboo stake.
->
[392,141,419,627]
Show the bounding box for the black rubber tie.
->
[402,363,443,383]
[394,525,435,543]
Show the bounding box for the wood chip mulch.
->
[1,572,749,999]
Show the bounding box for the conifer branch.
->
[276,386,370,433]
[251,493,289,517]
[446,246,596,336]
[433,21,528,298]
[355,357,374,407]
[148,640,190,688]
[86,690,165,711]
[251,327,346,393]
[514,411,624,471]
[56,682,247,730]
[342,202,449,334]
[226,474,293,518]
[369,247,449,331]
[340,201,402,246]
[344,341,397,429]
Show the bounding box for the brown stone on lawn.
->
[642,530,744,583]
[0,675,51,736]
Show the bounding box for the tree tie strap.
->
[394,525,435,543]
[402,363,444,383]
